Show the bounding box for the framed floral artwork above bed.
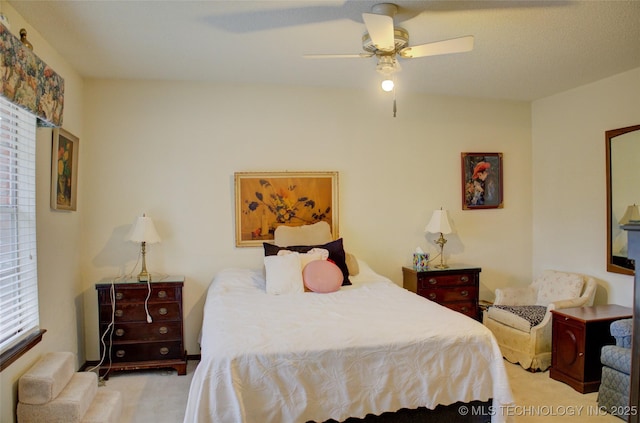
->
[234,171,339,247]
[461,152,503,210]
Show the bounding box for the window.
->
[0,97,43,370]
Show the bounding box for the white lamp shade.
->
[127,215,161,244]
[425,209,453,235]
[619,204,640,225]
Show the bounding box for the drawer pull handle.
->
[160,347,169,355]
[159,326,168,335]
[460,276,469,282]
[461,290,469,297]
[428,278,437,285]
[115,292,124,300]
[158,290,167,299]
[159,307,168,315]
[115,329,124,337]
[428,293,437,300]
[116,350,125,358]
[115,310,123,317]
[578,352,584,357]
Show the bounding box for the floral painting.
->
[51,128,78,211]
[235,172,338,247]
[461,153,503,209]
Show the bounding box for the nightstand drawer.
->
[110,341,184,362]
[417,286,477,302]
[446,301,478,319]
[418,273,475,287]
[99,285,180,304]
[100,302,181,323]
[101,322,183,342]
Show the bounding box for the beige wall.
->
[531,67,640,306]
[4,1,637,422]
[80,80,533,359]
[0,3,84,422]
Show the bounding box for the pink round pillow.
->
[302,260,343,293]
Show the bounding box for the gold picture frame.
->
[234,171,338,247]
[51,128,79,211]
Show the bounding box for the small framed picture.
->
[51,128,79,211]
[461,152,503,210]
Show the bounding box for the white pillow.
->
[277,247,329,268]
[264,253,304,295]
[273,221,333,247]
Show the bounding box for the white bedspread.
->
[184,262,513,423]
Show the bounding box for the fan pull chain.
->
[393,88,397,117]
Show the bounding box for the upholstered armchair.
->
[598,318,632,420]
[482,270,597,371]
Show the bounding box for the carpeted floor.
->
[99,361,197,422]
[99,359,624,422]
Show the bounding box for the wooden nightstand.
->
[95,276,187,378]
[550,304,632,393]
[402,266,481,320]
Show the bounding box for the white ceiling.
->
[8,0,640,101]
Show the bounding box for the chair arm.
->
[547,296,591,311]
[494,285,537,305]
[531,290,596,332]
[580,277,597,307]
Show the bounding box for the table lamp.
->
[619,204,640,225]
[127,214,161,282]
[425,208,453,269]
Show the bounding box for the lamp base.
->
[434,233,449,269]
[137,241,151,282]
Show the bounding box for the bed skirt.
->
[315,400,493,423]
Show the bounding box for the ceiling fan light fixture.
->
[381,78,394,92]
[376,55,396,74]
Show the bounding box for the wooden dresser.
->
[550,304,632,393]
[95,277,187,377]
[402,266,481,320]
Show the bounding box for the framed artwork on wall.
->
[461,152,503,210]
[51,128,79,211]
[234,171,339,247]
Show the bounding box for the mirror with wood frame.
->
[606,124,640,275]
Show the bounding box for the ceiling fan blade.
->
[303,53,374,59]
[362,12,395,52]
[399,36,474,59]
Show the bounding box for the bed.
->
[183,257,514,423]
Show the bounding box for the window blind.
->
[0,97,39,355]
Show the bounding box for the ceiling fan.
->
[304,3,474,93]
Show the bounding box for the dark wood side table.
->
[550,304,632,393]
[95,276,187,378]
[402,266,481,320]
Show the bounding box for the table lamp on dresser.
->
[425,208,453,269]
[126,213,161,282]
